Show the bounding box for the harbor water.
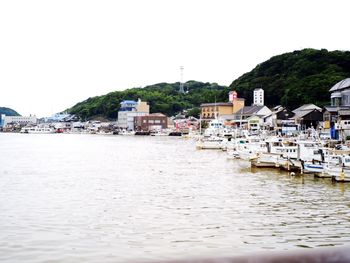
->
[1,133,350,262]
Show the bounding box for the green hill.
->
[229,48,350,107]
[0,107,20,116]
[68,81,227,120]
[68,48,350,120]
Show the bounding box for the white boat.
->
[203,119,225,137]
[196,136,227,150]
[250,153,281,167]
[297,141,323,162]
[267,138,298,158]
[332,168,350,182]
[20,126,55,134]
[253,139,324,171]
[304,149,350,174]
[303,162,324,173]
[237,138,267,160]
[227,150,240,159]
[150,130,169,136]
[250,138,298,167]
[119,130,135,136]
[321,164,350,182]
[319,154,350,180]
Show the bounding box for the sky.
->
[0,0,349,117]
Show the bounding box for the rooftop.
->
[120,100,138,104]
[148,113,166,117]
[292,104,321,114]
[329,78,350,92]
[200,102,233,107]
[324,106,350,113]
[235,105,265,116]
[293,109,316,119]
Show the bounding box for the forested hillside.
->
[68,49,350,120]
[229,49,350,107]
[68,81,227,120]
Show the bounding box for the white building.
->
[3,115,37,127]
[253,88,264,106]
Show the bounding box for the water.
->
[1,133,350,262]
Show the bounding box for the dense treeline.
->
[68,49,350,120]
[68,81,227,120]
[229,48,350,107]
[0,107,20,116]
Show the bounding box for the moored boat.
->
[20,126,55,134]
[196,136,227,150]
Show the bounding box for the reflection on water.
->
[0,133,350,262]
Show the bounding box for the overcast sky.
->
[0,0,349,117]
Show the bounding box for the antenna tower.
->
[179,66,185,93]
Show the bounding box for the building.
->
[200,102,234,120]
[292,104,323,129]
[2,115,37,127]
[200,91,245,120]
[117,99,150,130]
[264,106,295,128]
[224,105,272,129]
[323,106,343,129]
[253,88,264,106]
[171,115,199,133]
[323,78,350,139]
[134,113,168,131]
[329,78,350,107]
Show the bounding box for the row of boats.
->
[19,125,183,136]
[196,120,350,183]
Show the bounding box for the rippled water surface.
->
[1,133,350,262]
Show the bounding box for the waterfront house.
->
[291,104,322,129]
[117,99,150,130]
[229,105,272,129]
[323,78,350,139]
[329,78,350,107]
[134,113,168,131]
[264,106,295,129]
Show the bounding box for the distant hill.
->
[67,81,227,120]
[0,107,20,116]
[229,48,350,107]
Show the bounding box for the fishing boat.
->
[250,138,298,167]
[196,136,228,150]
[20,126,55,134]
